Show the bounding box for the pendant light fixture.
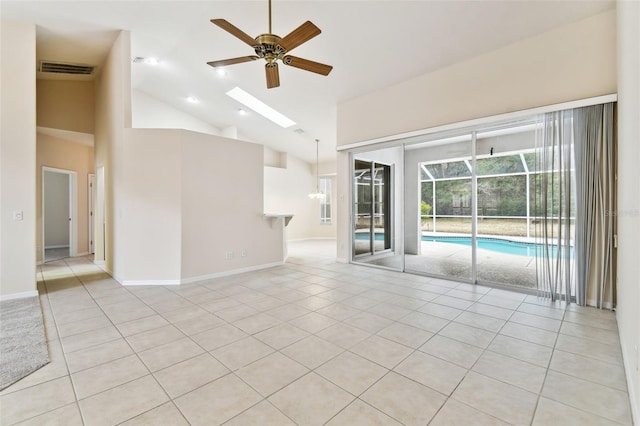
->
[308,139,326,199]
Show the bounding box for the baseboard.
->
[336,257,349,264]
[0,291,39,302]
[93,260,105,266]
[287,237,337,242]
[122,279,181,286]
[620,340,639,425]
[44,245,70,249]
[181,261,285,284]
[75,251,90,257]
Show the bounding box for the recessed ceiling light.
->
[238,108,247,115]
[186,96,199,104]
[143,57,159,66]
[216,68,227,77]
[226,87,295,128]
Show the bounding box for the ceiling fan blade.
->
[207,56,260,68]
[211,19,259,47]
[283,55,333,76]
[265,63,280,89]
[277,21,321,53]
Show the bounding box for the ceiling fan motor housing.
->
[255,34,286,63]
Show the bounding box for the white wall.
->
[0,20,37,299]
[616,0,640,422]
[336,10,617,262]
[43,171,70,248]
[264,150,338,241]
[132,89,221,136]
[264,154,315,241]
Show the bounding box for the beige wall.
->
[94,30,131,278]
[616,0,640,422]
[337,11,616,146]
[37,79,94,134]
[0,20,37,299]
[36,133,95,261]
[122,129,182,282]
[121,128,284,283]
[181,131,283,280]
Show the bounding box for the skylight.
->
[226,87,295,128]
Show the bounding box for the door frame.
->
[88,173,96,254]
[42,166,77,261]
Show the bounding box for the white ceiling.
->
[1,0,614,162]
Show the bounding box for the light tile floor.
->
[0,240,632,425]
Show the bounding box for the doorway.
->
[42,167,77,262]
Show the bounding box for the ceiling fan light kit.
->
[207,0,333,89]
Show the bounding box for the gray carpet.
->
[0,296,50,390]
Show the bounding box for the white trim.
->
[44,244,70,249]
[123,279,181,286]
[336,94,618,152]
[180,261,285,284]
[0,291,39,301]
[336,257,349,263]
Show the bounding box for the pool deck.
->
[361,241,539,289]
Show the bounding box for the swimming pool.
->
[355,233,572,257]
[423,236,562,257]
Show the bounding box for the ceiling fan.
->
[207,0,333,89]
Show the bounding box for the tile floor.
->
[0,240,632,425]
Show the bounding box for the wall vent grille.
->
[39,61,95,75]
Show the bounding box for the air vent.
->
[293,128,305,134]
[132,57,145,63]
[39,61,95,75]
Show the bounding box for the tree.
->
[421,200,432,217]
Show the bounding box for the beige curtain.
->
[573,103,616,308]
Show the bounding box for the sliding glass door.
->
[353,160,392,256]
[352,147,401,269]
[404,135,473,281]
[401,122,562,291]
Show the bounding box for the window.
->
[320,177,332,224]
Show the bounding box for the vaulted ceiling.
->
[1,0,614,162]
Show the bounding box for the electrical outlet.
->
[241,249,247,257]
[13,210,23,221]
[225,251,233,260]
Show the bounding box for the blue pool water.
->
[356,233,572,257]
